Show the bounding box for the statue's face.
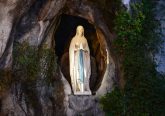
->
[76,25,84,37]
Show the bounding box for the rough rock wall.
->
[0,0,66,115]
[0,0,66,69]
[0,0,116,115]
[0,0,35,68]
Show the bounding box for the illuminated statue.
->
[69,25,91,95]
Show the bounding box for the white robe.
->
[69,27,91,95]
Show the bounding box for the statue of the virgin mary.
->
[69,25,91,95]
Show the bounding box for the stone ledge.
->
[68,95,95,112]
[73,91,92,95]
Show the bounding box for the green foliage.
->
[13,42,40,83]
[12,42,57,108]
[38,46,57,85]
[0,70,12,92]
[100,1,165,115]
[13,42,57,87]
[100,88,125,116]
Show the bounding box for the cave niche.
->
[54,14,107,94]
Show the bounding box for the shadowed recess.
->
[54,14,106,94]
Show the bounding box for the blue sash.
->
[79,49,84,83]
